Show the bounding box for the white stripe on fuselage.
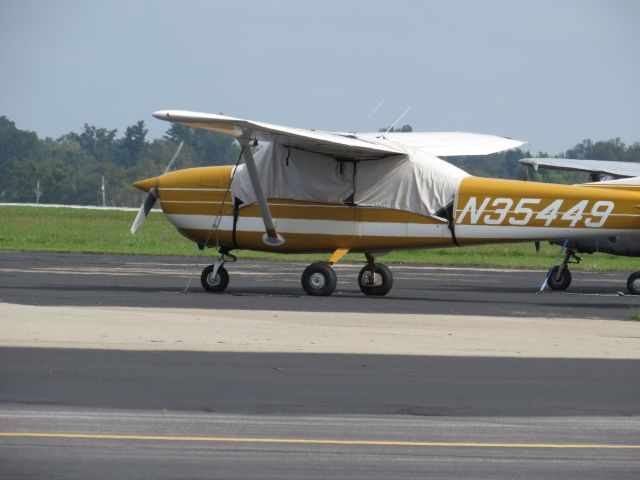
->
[167,214,447,238]
[454,224,632,239]
[165,213,632,240]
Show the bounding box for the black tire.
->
[201,264,229,292]
[627,271,640,295]
[301,262,337,296]
[547,266,571,291]
[358,263,393,296]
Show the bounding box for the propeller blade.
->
[163,141,184,174]
[130,187,158,234]
[130,142,182,234]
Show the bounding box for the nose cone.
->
[133,176,159,192]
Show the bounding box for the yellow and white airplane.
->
[131,110,640,296]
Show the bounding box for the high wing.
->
[153,110,404,159]
[153,110,524,159]
[520,157,640,179]
[357,131,525,157]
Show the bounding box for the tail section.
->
[454,176,640,244]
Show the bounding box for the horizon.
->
[3,111,638,158]
[2,0,639,154]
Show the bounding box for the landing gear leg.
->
[547,248,580,291]
[200,249,235,292]
[358,253,393,296]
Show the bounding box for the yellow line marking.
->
[0,432,639,449]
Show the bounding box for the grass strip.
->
[1,205,638,271]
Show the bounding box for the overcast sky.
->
[1,0,638,153]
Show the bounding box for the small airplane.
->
[131,110,640,297]
[520,157,640,294]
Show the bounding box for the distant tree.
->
[61,124,122,165]
[123,120,148,165]
[624,142,640,163]
[164,123,239,166]
[0,116,40,171]
[164,123,194,144]
[447,148,526,179]
[377,124,413,133]
[1,113,639,206]
[565,138,627,162]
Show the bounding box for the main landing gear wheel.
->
[547,266,572,291]
[301,262,337,296]
[201,264,230,292]
[358,263,393,296]
[627,272,640,295]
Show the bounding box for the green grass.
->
[1,204,639,271]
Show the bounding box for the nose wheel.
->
[201,264,229,292]
[200,251,235,293]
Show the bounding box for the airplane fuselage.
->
[135,166,640,254]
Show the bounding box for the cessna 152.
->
[131,110,640,297]
[520,157,640,294]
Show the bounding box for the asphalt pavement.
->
[1,251,640,478]
[1,348,639,416]
[1,407,638,480]
[1,347,639,479]
[1,251,639,319]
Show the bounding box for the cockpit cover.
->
[231,143,469,219]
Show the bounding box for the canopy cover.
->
[231,143,470,219]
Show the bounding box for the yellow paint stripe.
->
[0,432,638,449]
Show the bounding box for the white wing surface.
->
[520,158,640,179]
[153,110,523,159]
[153,110,404,159]
[358,131,525,156]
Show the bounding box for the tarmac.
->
[1,251,639,479]
[0,251,639,319]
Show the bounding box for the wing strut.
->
[239,140,285,246]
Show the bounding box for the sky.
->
[1,0,639,154]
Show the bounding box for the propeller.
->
[130,141,184,234]
[162,140,184,174]
[130,186,158,234]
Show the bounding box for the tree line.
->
[0,114,638,206]
[0,116,238,206]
